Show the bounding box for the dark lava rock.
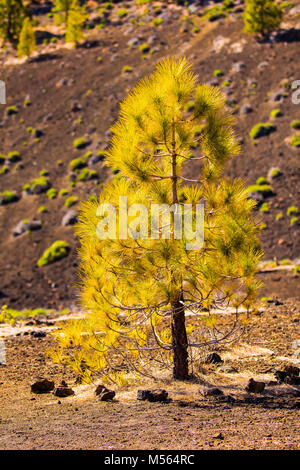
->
[205,352,223,364]
[31,377,55,394]
[53,386,75,397]
[245,378,265,394]
[95,384,115,401]
[31,330,47,338]
[137,389,168,402]
[240,103,253,115]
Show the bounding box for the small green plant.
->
[37,240,70,267]
[139,43,150,54]
[290,133,300,147]
[246,184,273,196]
[73,137,87,149]
[40,169,49,176]
[97,56,103,63]
[213,69,223,77]
[0,166,9,175]
[291,120,300,130]
[279,259,292,265]
[47,188,57,199]
[287,206,298,216]
[250,123,276,139]
[259,202,269,213]
[275,212,283,221]
[83,151,92,159]
[269,167,281,178]
[270,109,282,118]
[152,18,163,26]
[96,150,105,161]
[0,305,49,325]
[117,8,127,18]
[77,168,97,182]
[122,65,132,73]
[69,157,86,171]
[293,265,300,275]
[256,176,268,185]
[0,190,18,204]
[59,188,69,196]
[38,205,47,214]
[6,105,17,115]
[65,195,79,207]
[290,216,298,225]
[205,5,226,21]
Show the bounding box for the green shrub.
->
[205,5,226,21]
[6,106,17,115]
[279,259,292,265]
[40,169,49,176]
[256,176,268,185]
[246,184,273,196]
[152,18,163,26]
[47,188,57,199]
[293,265,300,275]
[250,122,276,139]
[213,69,224,77]
[38,205,47,214]
[270,109,282,118]
[291,120,300,130]
[65,195,79,207]
[37,240,70,267]
[73,137,87,149]
[122,65,132,73]
[290,216,298,225]
[59,188,69,196]
[69,157,87,171]
[287,205,298,216]
[244,0,282,37]
[0,190,18,204]
[269,167,281,178]
[117,8,127,18]
[7,150,21,162]
[77,168,98,181]
[275,212,283,221]
[259,202,269,213]
[139,43,150,53]
[290,133,300,147]
[0,166,9,175]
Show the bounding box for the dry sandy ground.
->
[0,296,300,450]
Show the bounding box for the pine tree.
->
[0,0,28,45]
[65,1,86,45]
[53,0,77,26]
[52,57,262,382]
[17,17,36,58]
[244,0,282,38]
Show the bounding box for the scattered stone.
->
[31,377,55,394]
[269,90,284,102]
[231,61,245,73]
[137,389,168,402]
[240,103,253,115]
[53,384,75,397]
[199,386,224,398]
[218,365,238,373]
[31,331,46,338]
[62,210,78,226]
[205,352,223,364]
[13,220,42,237]
[245,378,265,394]
[127,37,140,47]
[95,384,115,401]
[70,101,82,112]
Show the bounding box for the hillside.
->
[0,0,300,309]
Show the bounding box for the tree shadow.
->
[272,28,300,43]
[29,53,62,63]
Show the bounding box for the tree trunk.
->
[171,295,189,380]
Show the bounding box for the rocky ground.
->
[0,277,300,450]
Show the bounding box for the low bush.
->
[37,240,69,267]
